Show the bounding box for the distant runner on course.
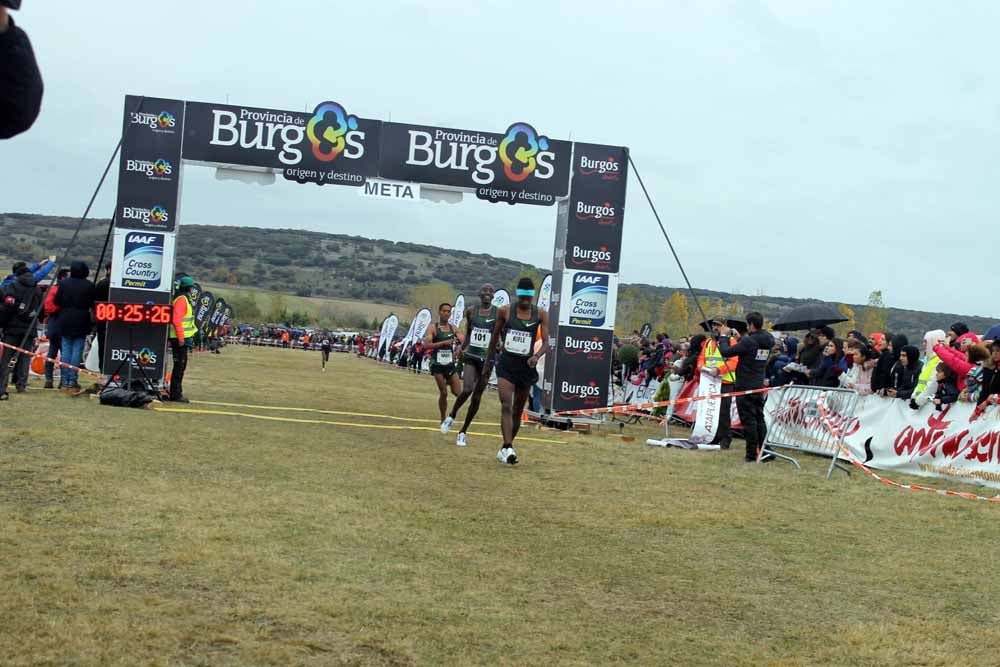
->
[486,277,549,465]
[321,336,331,371]
[444,283,497,447]
[426,303,463,431]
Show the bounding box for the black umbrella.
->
[773,303,847,331]
[698,318,748,334]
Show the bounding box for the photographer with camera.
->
[1,1,44,139]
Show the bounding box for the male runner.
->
[486,277,549,465]
[425,303,463,430]
[320,335,331,371]
[443,283,496,447]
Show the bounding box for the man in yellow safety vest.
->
[167,276,198,402]
[699,319,741,449]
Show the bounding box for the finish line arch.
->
[106,95,628,413]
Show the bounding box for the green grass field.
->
[3,346,1000,666]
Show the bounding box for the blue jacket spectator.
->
[2,257,55,289]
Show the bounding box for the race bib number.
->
[436,349,453,364]
[470,326,492,348]
[504,329,532,356]
[755,349,769,361]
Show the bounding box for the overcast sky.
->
[3,1,998,318]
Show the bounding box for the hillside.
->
[3,212,996,338]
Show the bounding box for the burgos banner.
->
[182,100,381,186]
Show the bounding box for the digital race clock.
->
[94,302,172,325]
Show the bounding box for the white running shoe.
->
[440,416,454,434]
[496,447,518,465]
[456,432,467,447]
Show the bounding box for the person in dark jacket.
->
[716,312,775,463]
[872,333,907,394]
[0,7,44,140]
[767,336,798,387]
[806,338,848,388]
[0,264,42,398]
[54,261,95,391]
[979,342,1000,406]
[947,323,970,349]
[888,344,922,401]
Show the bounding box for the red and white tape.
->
[816,392,1000,504]
[0,340,102,378]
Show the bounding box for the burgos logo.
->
[131,110,177,133]
[578,155,621,180]
[121,205,169,225]
[307,101,360,162]
[210,101,365,166]
[135,347,156,366]
[575,201,617,225]
[571,245,613,267]
[406,121,556,186]
[560,380,602,403]
[499,122,550,182]
[125,158,173,181]
[563,335,606,358]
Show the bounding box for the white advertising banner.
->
[766,394,1000,490]
[450,294,465,328]
[382,314,399,360]
[537,274,553,312]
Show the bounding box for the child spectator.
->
[933,365,960,410]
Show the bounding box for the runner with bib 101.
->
[426,302,464,432]
[443,283,497,447]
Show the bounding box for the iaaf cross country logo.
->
[125,158,173,182]
[568,271,609,327]
[577,154,621,181]
[560,380,602,404]
[405,121,557,186]
[562,334,607,360]
[130,110,177,133]
[575,200,617,225]
[569,244,613,270]
[122,233,164,289]
[209,100,366,166]
[121,205,169,226]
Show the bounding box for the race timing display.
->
[95,302,172,325]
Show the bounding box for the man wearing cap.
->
[700,319,741,449]
[167,276,198,402]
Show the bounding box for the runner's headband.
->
[516,289,535,297]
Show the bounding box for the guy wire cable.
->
[12,96,147,363]
[627,152,712,329]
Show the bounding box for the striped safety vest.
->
[704,338,736,384]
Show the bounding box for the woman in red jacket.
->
[933,340,990,392]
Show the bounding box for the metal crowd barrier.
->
[761,384,860,479]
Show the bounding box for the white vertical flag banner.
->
[450,294,465,327]
[537,274,553,312]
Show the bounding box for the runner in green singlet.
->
[443,283,496,447]
[485,277,549,465]
[425,302,463,430]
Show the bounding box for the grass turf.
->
[2,345,999,666]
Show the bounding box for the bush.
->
[619,345,639,373]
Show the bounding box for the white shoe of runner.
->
[440,416,454,434]
[496,447,508,463]
[506,447,518,465]
[456,432,467,447]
